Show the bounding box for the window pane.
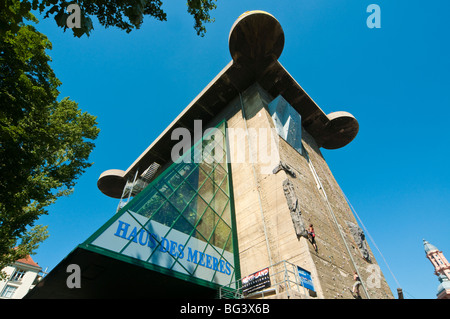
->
[224,231,234,253]
[175,162,197,178]
[154,180,173,198]
[184,166,204,190]
[212,217,231,251]
[171,214,194,237]
[196,207,217,242]
[198,176,215,205]
[183,195,206,228]
[1,285,17,298]
[166,170,184,190]
[134,188,165,218]
[199,160,215,177]
[150,201,178,229]
[213,163,227,188]
[168,181,196,213]
[218,171,229,196]
[219,200,232,227]
[210,188,228,219]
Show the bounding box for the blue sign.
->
[297,266,315,291]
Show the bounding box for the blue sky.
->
[30,0,449,299]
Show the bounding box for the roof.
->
[16,255,41,269]
[423,239,439,254]
[97,11,359,199]
[437,273,450,296]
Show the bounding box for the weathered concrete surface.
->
[278,118,393,299]
[224,83,393,299]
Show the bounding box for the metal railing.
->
[219,260,311,299]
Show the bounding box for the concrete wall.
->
[284,126,393,299]
[206,83,393,299]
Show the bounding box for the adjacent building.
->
[424,239,450,299]
[0,255,42,299]
[26,11,393,299]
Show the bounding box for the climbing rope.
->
[322,192,370,299]
[306,151,371,299]
[287,161,347,259]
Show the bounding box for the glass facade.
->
[85,121,239,289]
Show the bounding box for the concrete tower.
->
[27,11,393,299]
[424,240,450,299]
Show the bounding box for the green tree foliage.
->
[1,0,218,38]
[0,2,100,275]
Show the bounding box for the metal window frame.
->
[81,120,241,292]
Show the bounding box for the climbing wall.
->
[280,127,393,299]
[222,83,393,299]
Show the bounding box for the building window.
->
[267,95,303,155]
[11,269,26,282]
[1,285,17,298]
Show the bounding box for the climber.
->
[307,224,318,252]
[352,271,362,299]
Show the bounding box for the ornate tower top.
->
[423,239,439,254]
[423,239,450,299]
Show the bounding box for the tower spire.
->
[423,239,450,299]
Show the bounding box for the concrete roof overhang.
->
[97,11,359,199]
